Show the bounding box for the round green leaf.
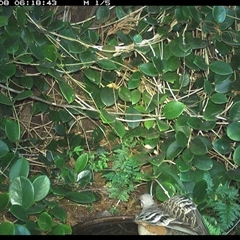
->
[0,222,15,235]
[131,89,141,104]
[14,225,31,235]
[163,101,186,120]
[125,106,141,128]
[76,170,92,186]
[193,180,207,204]
[182,148,194,162]
[175,131,188,148]
[229,101,240,121]
[111,120,126,138]
[179,73,190,87]
[58,81,75,104]
[66,191,97,204]
[176,158,191,172]
[97,59,117,70]
[9,176,34,209]
[38,212,53,231]
[49,206,66,222]
[9,205,28,222]
[33,175,50,201]
[180,170,195,182]
[133,34,142,44]
[193,155,213,170]
[0,92,12,106]
[96,6,110,23]
[0,193,9,211]
[189,137,208,155]
[227,122,240,141]
[226,168,240,182]
[5,119,20,143]
[212,138,231,154]
[75,153,88,173]
[119,87,131,102]
[212,6,226,23]
[215,78,231,93]
[209,60,233,75]
[84,68,101,85]
[139,62,159,77]
[156,182,176,202]
[14,90,33,101]
[0,140,9,158]
[100,87,118,107]
[0,63,16,77]
[166,141,184,160]
[193,55,208,70]
[99,109,115,124]
[9,157,29,180]
[233,145,240,166]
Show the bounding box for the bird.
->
[134,193,209,235]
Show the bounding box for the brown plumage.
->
[134,194,209,235]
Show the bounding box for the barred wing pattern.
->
[135,194,209,235]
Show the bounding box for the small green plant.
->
[91,138,142,202]
[202,172,240,235]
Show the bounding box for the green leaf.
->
[43,44,57,62]
[54,124,66,136]
[5,119,20,143]
[176,158,191,172]
[212,138,231,154]
[209,60,233,75]
[16,7,26,27]
[49,206,66,223]
[14,90,33,101]
[100,87,118,107]
[9,205,29,222]
[84,68,101,85]
[0,63,16,77]
[193,55,208,70]
[0,16,8,27]
[0,140,9,158]
[226,168,240,182]
[28,43,45,60]
[125,106,141,128]
[163,101,186,120]
[9,176,34,209]
[38,212,53,231]
[131,89,141,104]
[14,225,31,235]
[58,81,75,104]
[227,122,240,141]
[100,109,116,124]
[229,101,240,121]
[9,157,29,180]
[33,175,50,201]
[111,120,126,138]
[212,6,226,23]
[119,87,131,102]
[0,222,15,235]
[133,34,142,44]
[66,191,97,204]
[179,73,190,87]
[156,119,169,132]
[175,131,188,148]
[192,155,213,170]
[210,92,228,104]
[76,170,92,186]
[97,59,117,70]
[189,137,208,155]
[139,62,159,77]
[156,182,176,201]
[75,153,88,173]
[166,141,184,160]
[96,6,110,24]
[115,6,127,19]
[193,180,207,204]
[0,193,9,212]
[233,145,240,166]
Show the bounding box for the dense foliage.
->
[0,5,240,235]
